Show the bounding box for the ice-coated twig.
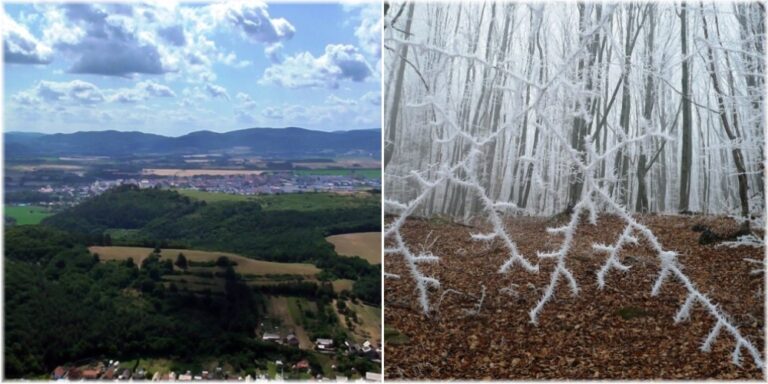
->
[742,258,766,275]
[462,285,486,317]
[717,234,764,249]
[510,104,765,369]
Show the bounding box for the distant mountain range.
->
[5,127,381,158]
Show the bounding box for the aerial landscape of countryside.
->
[3,1,382,381]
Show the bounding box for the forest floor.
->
[384,214,765,379]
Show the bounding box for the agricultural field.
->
[175,189,257,203]
[4,205,54,225]
[8,164,86,172]
[294,158,380,170]
[332,299,381,345]
[293,169,380,179]
[265,296,313,349]
[253,192,379,212]
[325,232,381,264]
[331,279,355,294]
[142,168,264,177]
[88,246,320,276]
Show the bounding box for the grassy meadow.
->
[5,205,54,225]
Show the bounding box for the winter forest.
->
[383,1,765,379]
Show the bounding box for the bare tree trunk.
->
[678,2,693,212]
[384,2,416,168]
[700,7,750,228]
[635,5,655,213]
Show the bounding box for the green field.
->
[177,189,379,212]
[254,192,379,211]
[292,168,380,179]
[175,189,256,202]
[4,205,53,225]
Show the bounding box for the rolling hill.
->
[5,127,381,158]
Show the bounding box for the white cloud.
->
[260,44,372,89]
[205,83,230,101]
[14,80,105,105]
[217,51,252,68]
[110,80,176,103]
[236,92,257,108]
[261,106,284,119]
[13,79,177,106]
[2,12,53,64]
[361,91,381,106]
[211,1,294,44]
[264,42,284,63]
[352,3,381,57]
[256,92,380,128]
[327,94,358,106]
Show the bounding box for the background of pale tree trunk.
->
[384,1,765,223]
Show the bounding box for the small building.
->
[345,341,361,355]
[134,368,146,380]
[365,372,382,382]
[81,368,101,380]
[293,360,310,371]
[103,367,116,380]
[315,338,335,352]
[118,368,132,380]
[286,333,300,347]
[67,368,82,380]
[262,332,282,342]
[52,366,67,380]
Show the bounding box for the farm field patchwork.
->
[325,232,381,264]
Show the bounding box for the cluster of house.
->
[261,332,300,347]
[52,362,246,381]
[23,171,380,208]
[51,361,381,382]
[314,339,381,362]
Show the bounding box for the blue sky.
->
[2,1,381,136]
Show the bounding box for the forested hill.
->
[42,185,380,263]
[5,186,380,377]
[5,127,381,158]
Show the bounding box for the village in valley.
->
[49,334,381,381]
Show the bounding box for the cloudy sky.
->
[2,1,381,135]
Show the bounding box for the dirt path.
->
[385,214,764,380]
